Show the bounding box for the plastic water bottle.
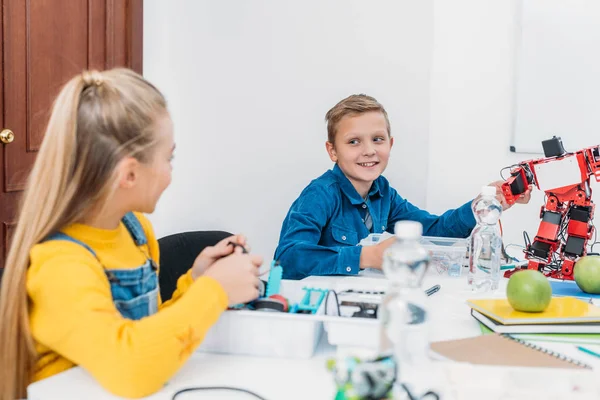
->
[468,185,503,292]
[379,221,432,397]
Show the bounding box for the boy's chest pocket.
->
[331,226,358,246]
[106,261,159,320]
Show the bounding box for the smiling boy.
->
[274,94,530,280]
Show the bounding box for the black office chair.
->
[158,230,232,301]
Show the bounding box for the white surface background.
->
[144,0,598,262]
[511,0,600,154]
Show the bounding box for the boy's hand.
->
[190,234,249,280]
[359,237,396,270]
[488,180,533,211]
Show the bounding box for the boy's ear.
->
[390,136,394,149]
[117,157,140,189]
[325,141,337,162]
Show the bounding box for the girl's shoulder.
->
[28,239,104,290]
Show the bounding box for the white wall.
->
[427,0,533,252]
[144,1,433,260]
[145,0,595,261]
[512,0,600,154]
[427,0,597,253]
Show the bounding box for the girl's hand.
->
[204,253,264,305]
[190,234,248,280]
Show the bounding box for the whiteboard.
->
[511,0,600,154]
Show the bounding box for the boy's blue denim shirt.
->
[275,164,476,280]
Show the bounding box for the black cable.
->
[499,167,511,181]
[523,231,531,248]
[558,218,569,245]
[324,289,341,316]
[400,383,440,400]
[228,241,248,254]
[590,220,598,253]
[171,386,268,400]
[499,164,519,181]
[500,243,512,263]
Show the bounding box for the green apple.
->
[506,270,552,313]
[574,256,600,294]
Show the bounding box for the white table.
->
[27,273,600,400]
[27,341,336,400]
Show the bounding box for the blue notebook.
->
[550,280,600,301]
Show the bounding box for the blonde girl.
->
[0,68,262,399]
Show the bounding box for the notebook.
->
[550,280,600,301]
[472,309,600,334]
[479,320,600,344]
[513,333,600,345]
[430,333,591,369]
[467,297,600,325]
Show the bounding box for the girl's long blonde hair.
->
[0,68,167,399]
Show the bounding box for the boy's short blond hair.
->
[325,94,391,143]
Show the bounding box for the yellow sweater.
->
[27,213,228,398]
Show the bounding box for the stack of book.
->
[468,297,600,345]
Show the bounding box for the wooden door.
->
[0,0,143,270]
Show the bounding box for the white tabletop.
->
[27,272,600,400]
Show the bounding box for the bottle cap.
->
[481,185,497,197]
[394,220,423,239]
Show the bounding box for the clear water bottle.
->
[468,185,503,292]
[379,221,432,397]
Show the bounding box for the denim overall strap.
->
[43,214,159,320]
[121,212,148,246]
[44,232,98,258]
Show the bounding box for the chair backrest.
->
[157,230,232,301]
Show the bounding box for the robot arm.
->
[501,161,536,206]
[502,137,600,206]
[500,137,600,279]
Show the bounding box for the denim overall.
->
[45,212,159,320]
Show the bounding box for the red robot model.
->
[501,137,600,280]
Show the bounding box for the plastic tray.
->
[197,280,324,358]
[317,278,388,351]
[420,236,469,277]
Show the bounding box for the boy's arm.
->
[275,189,362,279]
[388,189,476,238]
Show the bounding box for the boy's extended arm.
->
[275,189,362,279]
[388,189,476,238]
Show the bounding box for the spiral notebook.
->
[430,334,592,369]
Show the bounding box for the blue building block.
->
[265,261,283,297]
[289,287,328,314]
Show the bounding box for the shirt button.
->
[382,225,385,230]
[362,204,367,209]
[346,267,352,272]
[341,235,347,241]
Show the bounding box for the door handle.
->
[0,129,14,144]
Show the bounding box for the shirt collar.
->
[331,164,383,205]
